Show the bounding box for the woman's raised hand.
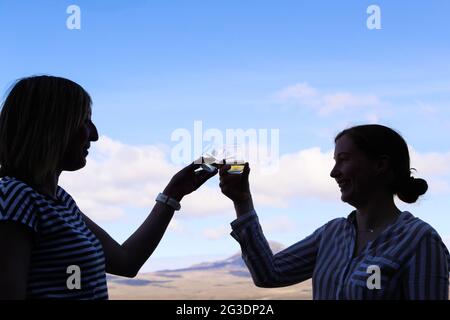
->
[163,162,218,201]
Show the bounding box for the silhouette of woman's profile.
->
[219,124,450,300]
[0,75,217,299]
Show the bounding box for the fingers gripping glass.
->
[198,144,245,174]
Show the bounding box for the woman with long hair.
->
[0,75,217,299]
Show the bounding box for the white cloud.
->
[276,82,318,101]
[202,226,230,240]
[415,100,439,115]
[320,93,380,116]
[59,135,236,222]
[263,215,297,233]
[364,112,380,123]
[59,135,450,224]
[250,147,337,206]
[275,82,382,116]
[59,136,175,222]
[409,148,450,194]
[168,218,186,233]
[410,148,450,176]
[73,197,126,222]
[182,186,233,216]
[442,236,450,251]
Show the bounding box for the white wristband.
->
[156,193,181,211]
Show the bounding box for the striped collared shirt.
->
[230,210,450,300]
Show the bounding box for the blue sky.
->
[1,1,449,271]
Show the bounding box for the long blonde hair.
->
[0,75,92,186]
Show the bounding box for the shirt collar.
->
[346,210,411,227]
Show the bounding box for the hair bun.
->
[397,177,428,204]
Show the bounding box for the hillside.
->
[107,241,313,300]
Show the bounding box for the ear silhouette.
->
[376,155,394,179]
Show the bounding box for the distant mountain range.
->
[105,241,314,300]
[107,241,286,288]
[154,240,285,274]
[106,239,450,300]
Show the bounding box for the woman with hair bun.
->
[220,124,450,300]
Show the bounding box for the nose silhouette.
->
[330,163,340,179]
[90,122,99,142]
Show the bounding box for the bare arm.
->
[0,221,33,299]
[82,162,217,278]
[82,201,175,278]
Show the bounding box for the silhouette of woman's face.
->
[59,111,99,172]
[330,134,378,208]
